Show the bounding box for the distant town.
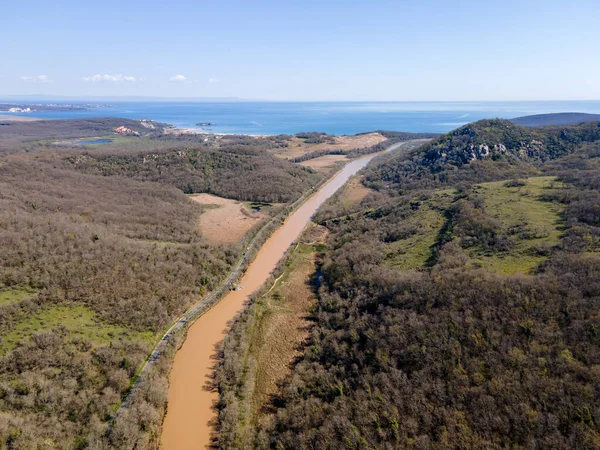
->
[0,103,109,113]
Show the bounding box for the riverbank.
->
[160,150,389,449]
[217,227,328,446]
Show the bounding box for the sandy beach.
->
[0,114,41,122]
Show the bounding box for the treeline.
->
[542,142,600,253]
[0,161,237,329]
[295,132,336,144]
[217,120,600,448]
[370,130,441,140]
[61,144,323,203]
[290,139,396,163]
[291,136,433,164]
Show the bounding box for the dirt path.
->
[160,153,386,449]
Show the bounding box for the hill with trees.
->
[60,145,323,203]
[366,119,600,191]
[217,120,600,449]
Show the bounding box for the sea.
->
[2,100,600,135]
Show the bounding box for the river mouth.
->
[160,152,383,450]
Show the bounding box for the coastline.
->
[0,112,271,137]
[176,127,270,137]
[3,100,600,136]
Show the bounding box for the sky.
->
[1,0,599,101]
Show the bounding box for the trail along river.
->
[160,149,396,449]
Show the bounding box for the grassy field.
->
[383,176,563,274]
[298,154,348,173]
[1,304,155,355]
[472,176,563,273]
[189,193,273,245]
[384,189,454,270]
[0,287,35,306]
[340,176,375,206]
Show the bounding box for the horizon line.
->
[2,95,600,103]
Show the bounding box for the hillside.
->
[0,160,242,448]
[366,118,600,191]
[511,112,600,127]
[0,125,329,448]
[218,120,600,449]
[60,145,323,203]
[0,117,167,152]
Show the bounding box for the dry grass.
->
[248,224,327,423]
[272,132,387,159]
[299,154,348,172]
[189,193,266,245]
[333,133,387,149]
[341,175,374,204]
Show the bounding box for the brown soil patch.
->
[189,193,265,245]
[299,154,348,171]
[343,175,374,204]
[302,223,329,244]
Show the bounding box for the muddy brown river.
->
[160,151,388,449]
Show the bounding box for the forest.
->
[59,143,322,203]
[366,119,600,192]
[0,123,332,448]
[217,120,600,449]
[0,160,240,449]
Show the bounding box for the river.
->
[160,149,394,449]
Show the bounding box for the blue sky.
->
[1,0,599,101]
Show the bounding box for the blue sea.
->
[2,100,600,135]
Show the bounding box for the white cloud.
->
[208,77,218,84]
[21,75,52,83]
[169,74,187,82]
[82,73,136,82]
